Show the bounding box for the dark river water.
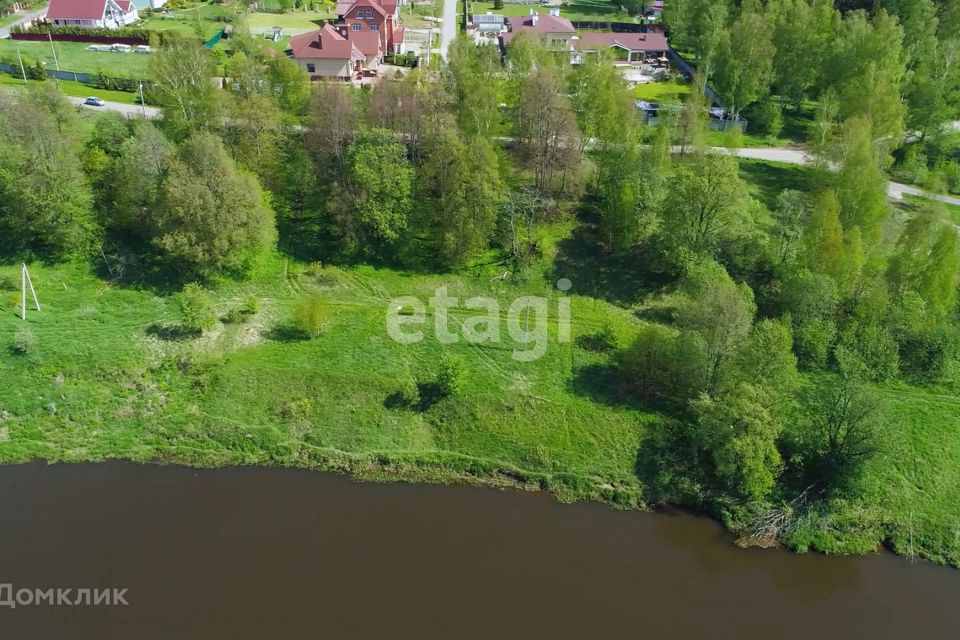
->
[0,461,957,639]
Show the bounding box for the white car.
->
[84,97,106,107]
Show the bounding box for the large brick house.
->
[291,0,406,79]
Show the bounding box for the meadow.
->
[0,39,152,78]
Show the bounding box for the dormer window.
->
[366,10,372,18]
[356,10,363,18]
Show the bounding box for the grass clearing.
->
[54,78,139,103]
[629,77,691,103]
[0,40,152,78]
[468,0,630,21]
[735,158,814,209]
[245,9,336,30]
[138,2,235,40]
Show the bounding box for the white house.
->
[45,0,140,29]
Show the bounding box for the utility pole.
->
[48,33,60,90]
[20,263,40,321]
[139,81,147,118]
[16,48,27,84]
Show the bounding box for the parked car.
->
[84,97,106,107]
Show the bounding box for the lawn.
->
[54,78,139,104]
[0,40,152,78]
[468,0,630,21]
[138,2,235,40]
[0,12,22,30]
[245,8,337,31]
[630,77,691,103]
[735,158,813,209]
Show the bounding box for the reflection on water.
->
[0,461,956,640]
[652,507,864,601]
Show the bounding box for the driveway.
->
[0,5,48,39]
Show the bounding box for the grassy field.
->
[54,78,139,104]
[0,244,651,506]
[138,2,235,40]
[0,40,152,78]
[245,9,336,30]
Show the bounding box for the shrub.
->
[12,327,35,355]
[242,295,259,316]
[436,353,466,396]
[396,376,420,407]
[293,292,326,338]
[177,283,217,334]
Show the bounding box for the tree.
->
[177,283,217,334]
[808,89,840,169]
[800,191,845,277]
[266,55,311,116]
[677,259,756,393]
[906,37,960,142]
[151,132,275,279]
[683,0,729,74]
[712,3,775,119]
[437,353,467,396]
[768,0,838,112]
[733,318,798,395]
[798,373,891,498]
[692,383,784,502]
[886,205,960,318]
[224,92,284,186]
[293,292,326,338]
[621,322,708,407]
[515,65,580,195]
[306,81,357,182]
[444,36,502,138]
[345,128,414,243]
[826,116,891,244]
[150,38,220,140]
[106,121,175,237]
[772,189,808,266]
[662,151,747,254]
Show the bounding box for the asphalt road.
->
[66,95,159,119]
[726,146,960,207]
[439,0,456,59]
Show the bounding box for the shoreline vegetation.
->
[2,0,960,569]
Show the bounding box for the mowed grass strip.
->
[0,39,152,78]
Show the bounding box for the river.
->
[0,461,956,639]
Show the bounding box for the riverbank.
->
[2,238,960,566]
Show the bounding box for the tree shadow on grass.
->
[264,325,311,342]
[145,323,200,341]
[568,363,642,409]
[548,220,674,307]
[383,381,446,412]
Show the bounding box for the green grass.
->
[735,158,814,209]
[0,246,652,506]
[629,77,691,103]
[53,78,139,103]
[0,40,152,79]
[138,2,235,40]
[0,12,22,30]
[468,0,630,21]
[245,9,336,30]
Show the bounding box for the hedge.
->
[12,23,180,46]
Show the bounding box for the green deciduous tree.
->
[662,151,748,255]
[345,128,415,243]
[152,132,275,279]
[886,205,960,318]
[177,282,218,334]
[712,3,775,119]
[150,38,220,140]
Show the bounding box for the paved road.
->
[719,146,960,208]
[0,5,48,39]
[439,0,456,59]
[66,96,159,119]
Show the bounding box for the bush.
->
[13,23,176,45]
[396,376,420,407]
[12,327,35,355]
[436,353,466,396]
[898,324,960,383]
[242,295,259,316]
[293,292,325,338]
[177,283,217,334]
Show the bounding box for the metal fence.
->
[639,113,747,133]
[666,45,724,108]
[1,62,96,84]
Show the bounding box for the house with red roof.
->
[499,9,575,53]
[289,23,367,80]
[45,0,139,28]
[335,0,404,54]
